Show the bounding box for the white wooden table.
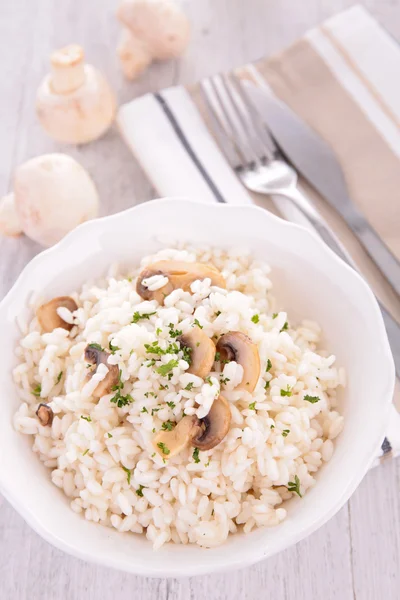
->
[1,1,400,598]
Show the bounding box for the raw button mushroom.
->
[178,327,215,378]
[216,332,261,393]
[36,403,54,427]
[116,0,190,80]
[136,260,226,304]
[37,296,78,333]
[154,395,231,457]
[85,344,120,399]
[36,45,116,144]
[0,154,99,247]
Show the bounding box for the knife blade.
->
[242,78,400,298]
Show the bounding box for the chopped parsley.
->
[166,401,175,409]
[161,420,175,431]
[110,392,133,408]
[168,324,182,338]
[193,318,203,329]
[56,371,63,384]
[220,376,230,385]
[141,407,148,413]
[185,382,194,391]
[215,311,221,317]
[80,415,92,422]
[304,395,320,404]
[156,359,179,376]
[251,314,260,324]
[157,442,170,455]
[88,343,104,351]
[159,384,168,391]
[181,345,192,365]
[132,311,156,323]
[122,466,131,485]
[264,381,270,390]
[280,385,292,397]
[156,327,162,336]
[108,340,120,354]
[146,359,156,367]
[205,376,213,385]
[270,424,275,429]
[151,407,160,415]
[282,429,290,437]
[272,313,278,319]
[136,485,144,497]
[266,359,272,372]
[214,352,221,362]
[287,475,302,498]
[82,449,89,456]
[248,402,256,410]
[144,391,157,398]
[32,384,42,397]
[107,433,113,438]
[280,321,289,332]
[192,447,200,463]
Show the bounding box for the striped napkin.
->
[117,5,400,466]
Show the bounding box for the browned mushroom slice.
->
[191,395,231,451]
[216,332,261,393]
[37,296,78,333]
[136,260,226,304]
[84,344,119,399]
[154,415,202,458]
[178,327,215,378]
[36,403,54,426]
[153,395,231,458]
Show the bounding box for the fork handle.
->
[280,185,400,379]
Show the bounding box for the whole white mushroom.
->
[116,0,190,80]
[0,154,99,247]
[36,45,116,144]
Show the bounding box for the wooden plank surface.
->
[1,1,400,598]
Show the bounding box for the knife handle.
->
[282,185,400,379]
[340,203,400,298]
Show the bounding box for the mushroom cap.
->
[84,344,120,399]
[36,403,54,427]
[153,415,201,458]
[36,47,116,144]
[0,193,23,237]
[136,260,226,304]
[117,0,190,60]
[216,331,261,393]
[117,28,152,80]
[37,296,78,333]
[178,327,215,378]
[191,395,231,451]
[13,154,99,247]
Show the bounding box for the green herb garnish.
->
[184,382,194,391]
[157,442,170,455]
[159,384,168,391]
[136,485,144,497]
[215,311,221,317]
[168,324,182,338]
[282,429,290,437]
[280,321,289,332]
[248,402,256,410]
[280,385,292,397]
[272,313,278,319]
[304,395,320,404]
[220,376,230,385]
[132,311,156,323]
[287,475,302,497]
[193,319,203,329]
[108,340,120,354]
[192,448,200,463]
[83,449,89,456]
[151,407,160,415]
[266,359,272,372]
[32,384,42,397]
[141,407,148,413]
[251,314,260,324]
[107,433,113,438]
[156,359,179,376]
[215,352,221,362]
[161,420,175,431]
[56,371,63,384]
[122,466,131,485]
[205,376,213,385]
[166,401,175,409]
[81,415,92,422]
[88,343,104,351]
[181,345,192,365]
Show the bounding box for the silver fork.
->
[200,73,400,378]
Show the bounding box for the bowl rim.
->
[0,197,395,577]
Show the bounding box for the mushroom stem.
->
[0,193,23,237]
[50,45,86,94]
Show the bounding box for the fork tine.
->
[229,75,280,160]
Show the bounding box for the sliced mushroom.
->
[178,327,215,378]
[153,395,231,458]
[191,395,231,451]
[84,344,119,399]
[36,403,54,426]
[153,415,202,458]
[136,260,226,304]
[37,296,78,333]
[216,332,261,393]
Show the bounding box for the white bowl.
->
[0,199,394,578]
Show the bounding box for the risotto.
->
[13,245,345,549]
